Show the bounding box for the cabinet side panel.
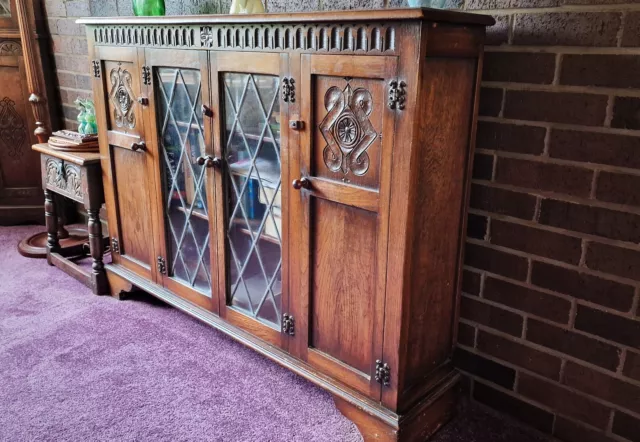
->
[402,57,476,399]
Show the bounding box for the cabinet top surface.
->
[77,8,494,27]
[33,143,101,166]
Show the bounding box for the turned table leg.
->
[87,208,108,295]
[44,189,60,264]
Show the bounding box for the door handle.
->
[201,104,213,118]
[197,155,222,168]
[292,177,310,190]
[130,141,146,152]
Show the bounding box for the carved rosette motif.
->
[109,65,136,129]
[45,158,83,199]
[0,41,22,56]
[320,81,376,177]
[0,97,27,159]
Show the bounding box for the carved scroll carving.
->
[0,97,27,159]
[320,81,376,177]
[45,157,83,199]
[0,41,22,56]
[109,65,135,129]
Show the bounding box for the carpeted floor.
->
[0,226,552,442]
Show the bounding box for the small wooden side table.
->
[33,143,108,295]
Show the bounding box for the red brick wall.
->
[456,4,640,442]
[39,1,640,441]
[43,0,93,130]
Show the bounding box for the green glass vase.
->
[133,0,165,16]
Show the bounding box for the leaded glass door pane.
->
[0,0,10,17]
[156,66,212,296]
[222,72,282,329]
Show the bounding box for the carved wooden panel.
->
[109,64,136,129]
[0,57,38,195]
[92,23,396,54]
[313,76,383,189]
[0,96,26,159]
[0,40,21,55]
[42,156,84,203]
[103,59,143,136]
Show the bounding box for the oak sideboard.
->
[79,9,493,441]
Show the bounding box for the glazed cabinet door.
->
[290,54,397,400]
[144,48,218,312]
[92,46,157,281]
[210,52,290,348]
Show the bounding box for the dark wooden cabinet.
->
[81,9,492,441]
[0,0,57,224]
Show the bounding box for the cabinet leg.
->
[333,373,459,442]
[87,208,108,295]
[44,189,60,264]
[333,396,399,442]
[105,268,135,300]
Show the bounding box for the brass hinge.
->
[142,66,151,86]
[110,237,119,254]
[388,80,407,110]
[282,313,295,336]
[92,60,101,78]
[282,77,295,103]
[157,256,166,274]
[375,360,391,387]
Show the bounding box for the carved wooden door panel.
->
[0,39,41,219]
[290,54,397,400]
[92,46,158,281]
[144,48,218,312]
[210,52,290,348]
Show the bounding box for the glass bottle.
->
[133,0,165,16]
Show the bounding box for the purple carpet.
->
[0,226,551,442]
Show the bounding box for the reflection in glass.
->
[156,67,212,296]
[0,0,9,17]
[223,73,282,329]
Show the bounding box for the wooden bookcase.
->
[80,9,493,441]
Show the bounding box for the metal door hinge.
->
[375,360,391,386]
[142,66,151,86]
[282,77,295,103]
[388,80,406,110]
[282,313,295,336]
[92,60,101,78]
[110,237,119,254]
[157,256,166,274]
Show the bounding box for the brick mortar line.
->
[59,86,93,93]
[475,147,640,177]
[472,179,640,216]
[590,170,599,199]
[462,208,640,266]
[482,81,640,98]
[460,328,640,417]
[457,341,564,384]
[459,318,629,380]
[605,95,614,128]
[514,368,640,421]
[466,237,640,290]
[485,46,640,55]
[462,278,637,333]
[632,287,640,317]
[462,284,640,352]
[461,368,623,430]
[462,263,582,305]
[478,115,640,137]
